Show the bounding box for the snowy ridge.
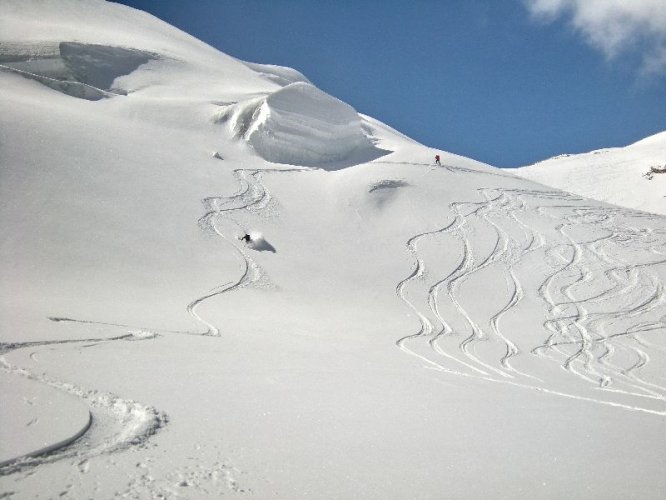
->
[242,61,311,86]
[0,0,232,63]
[514,131,666,215]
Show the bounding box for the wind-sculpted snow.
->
[0,42,156,99]
[216,82,389,168]
[242,61,311,87]
[397,187,666,415]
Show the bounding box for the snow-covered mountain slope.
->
[514,132,666,215]
[1,1,666,499]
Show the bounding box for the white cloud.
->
[641,44,666,77]
[525,0,666,76]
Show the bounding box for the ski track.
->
[374,160,519,179]
[0,333,167,476]
[190,166,308,336]
[189,169,267,336]
[0,164,304,482]
[397,183,666,415]
[3,156,665,486]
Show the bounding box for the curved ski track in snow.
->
[397,186,666,415]
[189,168,272,336]
[190,166,309,336]
[0,168,283,474]
[0,166,305,480]
[0,334,167,475]
[533,203,666,401]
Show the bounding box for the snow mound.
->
[218,82,389,168]
[124,330,159,341]
[0,41,156,99]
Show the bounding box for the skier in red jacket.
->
[435,154,441,166]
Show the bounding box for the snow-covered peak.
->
[514,131,666,215]
[0,0,222,61]
[0,0,281,101]
[628,130,666,148]
[0,0,404,167]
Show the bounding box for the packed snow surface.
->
[514,132,666,215]
[1,1,666,499]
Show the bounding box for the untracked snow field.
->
[514,132,666,216]
[1,1,666,499]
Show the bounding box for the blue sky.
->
[114,0,665,167]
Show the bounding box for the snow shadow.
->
[303,146,392,171]
[0,65,111,100]
[0,42,157,100]
[368,179,410,193]
[59,42,156,92]
[367,179,410,210]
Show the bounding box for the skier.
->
[240,233,252,243]
[435,154,441,167]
